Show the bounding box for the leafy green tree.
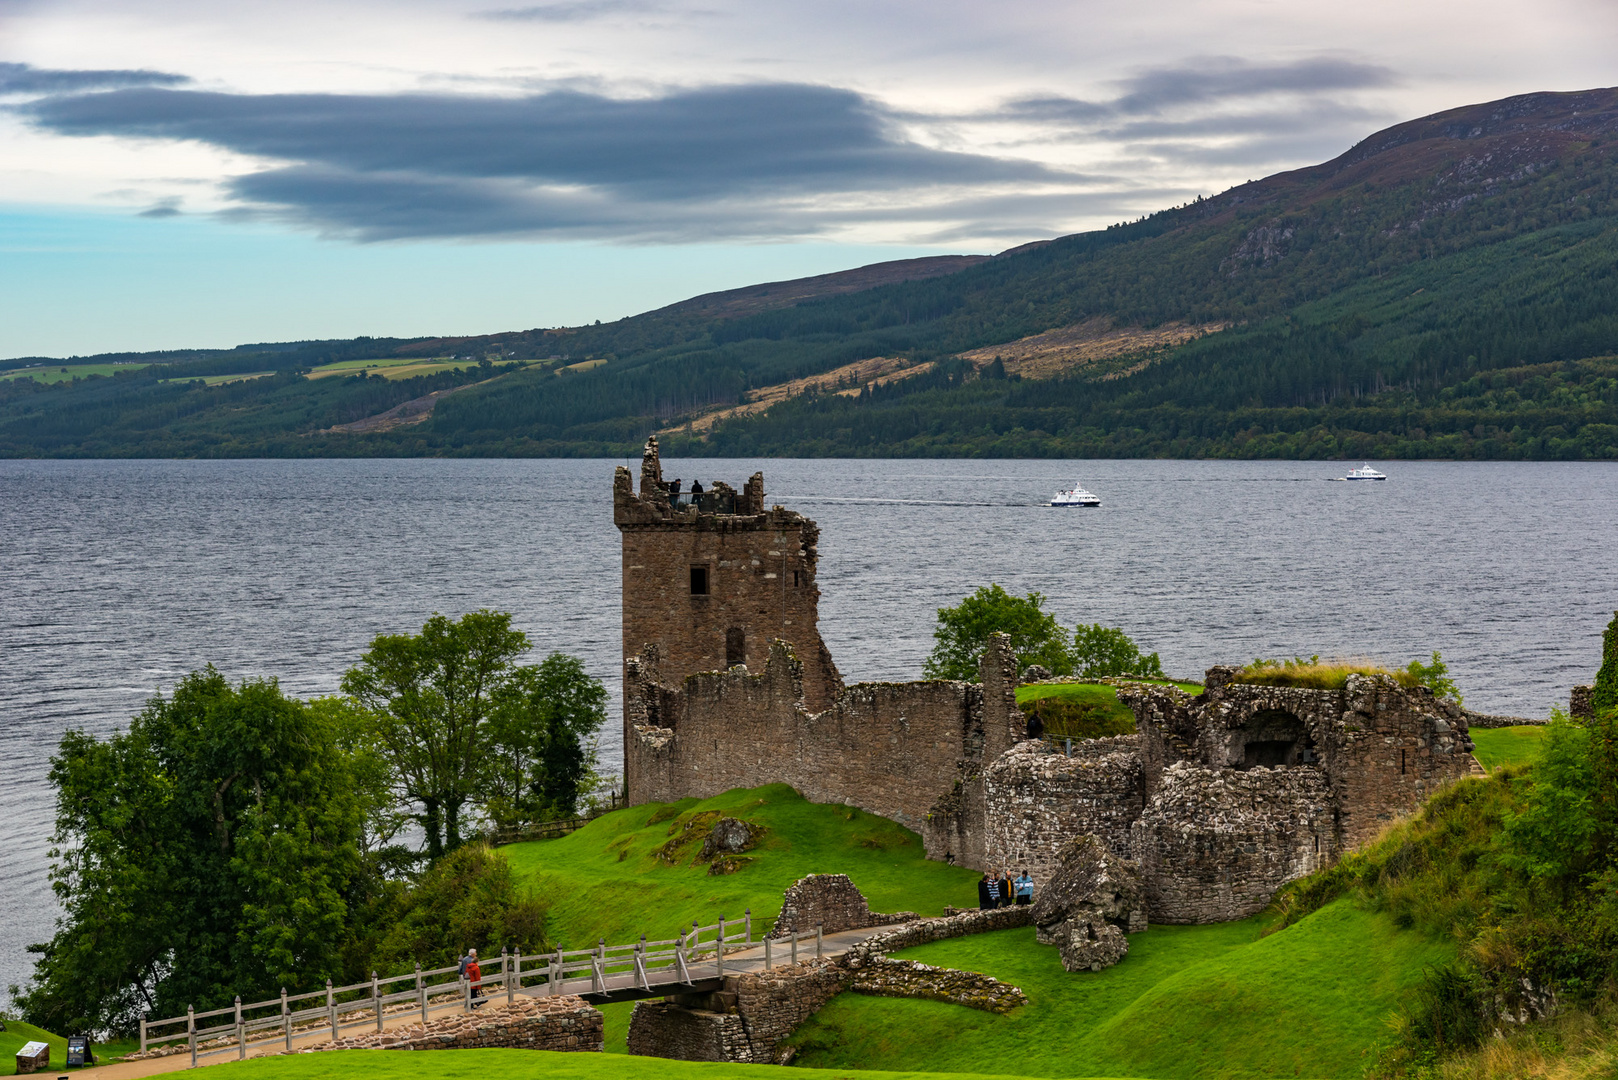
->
[484,653,608,827]
[923,584,1073,680]
[341,611,530,859]
[370,845,548,969]
[15,669,365,1035]
[1502,711,1600,886]
[1071,624,1166,679]
[1403,650,1463,703]
[1591,610,1618,714]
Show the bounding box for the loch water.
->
[4,457,1617,998]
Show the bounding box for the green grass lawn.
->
[787,899,1449,1080]
[0,1020,136,1075]
[502,784,982,950]
[1469,725,1546,772]
[191,1049,1140,1080]
[1,363,149,383]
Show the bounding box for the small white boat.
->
[1050,483,1101,507]
[1344,463,1387,481]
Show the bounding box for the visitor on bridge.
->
[464,949,484,1007]
[1015,870,1034,904]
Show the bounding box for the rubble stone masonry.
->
[770,873,918,937]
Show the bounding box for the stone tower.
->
[614,438,843,733]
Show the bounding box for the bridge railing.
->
[138,909,832,1066]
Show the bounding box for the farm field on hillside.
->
[0,363,149,383]
[1469,725,1546,771]
[789,899,1450,1079]
[305,357,473,380]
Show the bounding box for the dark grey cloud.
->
[477,0,660,22]
[0,61,189,95]
[19,82,1069,241]
[997,56,1396,124]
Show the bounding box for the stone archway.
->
[1234,709,1314,769]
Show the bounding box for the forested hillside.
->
[9,86,1618,459]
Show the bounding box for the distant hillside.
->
[8,87,1618,458]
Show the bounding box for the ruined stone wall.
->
[1132,762,1336,923]
[624,636,1021,853]
[848,957,1027,1013]
[842,906,1036,962]
[1121,673,1475,852]
[299,996,603,1055]
[616,439,841,720]
[628,961,849,1065]
[980,737,1144,882]
[1329,675,1474,847]
[770,874,917,937]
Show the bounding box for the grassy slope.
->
[790,900,1450,1080]
[0,1021,67,1076]
[197,1049,1138,1080]
[1469,725,1547,772]
[501,784,983,949]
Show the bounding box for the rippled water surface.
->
[4,457,1617,997]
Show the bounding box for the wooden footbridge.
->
[138,913,884,1068]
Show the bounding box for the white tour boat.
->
[1344,463,1388,481]
[1050,483,1101,507]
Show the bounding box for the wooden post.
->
[235,995,245,1060]
[510,948,521,1004]
[327,978,337,1043]
[282,987,292,1052]
[816,924,823,960]
[188,1005,196,1069]
[140,1014,148,1055]
[417,963,427,1026]
[744,908,752,943]
[764,935,773,970]
[791,932,798,965]
[464,972,471,1013]
[716,917,726,976]
[595,938,605,994]
[373,971,382,1032]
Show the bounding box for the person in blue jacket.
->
[1015,870,1034,905]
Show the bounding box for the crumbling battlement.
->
[624,635,1021,848]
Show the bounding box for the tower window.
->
[792,569,803,587]
[726,627,745,667]
[690,565,709,595]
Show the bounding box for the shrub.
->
[1403,650,1463,704]
[1593,610,1618,715]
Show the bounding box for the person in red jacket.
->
[465,949,484,1008]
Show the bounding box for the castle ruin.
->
[614,441,1477,923]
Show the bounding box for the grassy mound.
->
[196,1049,1139,1080]
[1013,681,1200,740]
[786,899,1448,1079]
[0,1021,67,1077]
[1468,725,1546,772]
[502,784,981,949]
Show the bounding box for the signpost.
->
[66,1036,92,1067]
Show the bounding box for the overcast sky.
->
[3,0,1617,356]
